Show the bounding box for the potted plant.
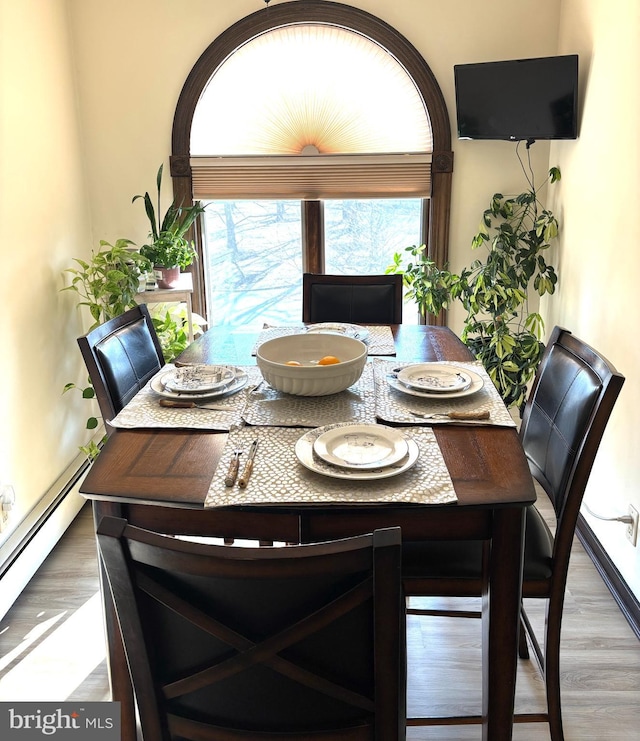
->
[62,238,151,459]
[133,164,205,288]
[388,166,561,412]
[62,238,150,329]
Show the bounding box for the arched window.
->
[172,1,453,326]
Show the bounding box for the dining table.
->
[80,323,535,741]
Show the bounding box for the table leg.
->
[93,501,138,741]
[482,507,525,741]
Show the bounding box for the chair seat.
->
[402,505,554,583]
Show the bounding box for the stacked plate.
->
[150,365,248,400]
[305,322,370,342]
[387,362,483,399]
[295,423,419,480]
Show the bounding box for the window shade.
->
[190,153,432,199]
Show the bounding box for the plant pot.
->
[155,266,180,289]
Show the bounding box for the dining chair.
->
[96,516,406,741]
[302,273,403,324]
[402,326,625,740]
[77,304,165,434]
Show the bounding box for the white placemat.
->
[204,424,457,508]
[242,363,376,427]
[252,325,396,356]
[109,364,263,431]
[373,358,516,427]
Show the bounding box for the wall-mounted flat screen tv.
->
[454,54,578,141]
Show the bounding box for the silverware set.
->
[225,440,258,488]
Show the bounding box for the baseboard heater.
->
[0,451,92,619]
[576,514,640,640]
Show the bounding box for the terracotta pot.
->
[155,266,180,289]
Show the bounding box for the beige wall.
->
[549,0,640,593]
[2,0,637,599]
[0,0,92,532]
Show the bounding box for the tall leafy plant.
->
[388,164,561,411]
[456,166,560,409]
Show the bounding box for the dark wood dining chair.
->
[77,304,165,434]
[402,326,625,740]
[302,273,403,325]
[96,516,405,741]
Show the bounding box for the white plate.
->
[150,368,248,400]
[305,323,370,342]
[387,366,484,400]
[397,363,472,393]
[313,424,408,469]
[162,365,236,393]
[296,426,419,481]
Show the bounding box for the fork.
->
[224,450,243,487]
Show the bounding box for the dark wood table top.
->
[81,325,536,516]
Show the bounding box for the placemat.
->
[109,364,263,431]
[252,325,396,356]
[242,363,376,427]
[204,424,457,508]
[372,358,516,427]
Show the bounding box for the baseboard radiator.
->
[0,452,91,620]
[576,514,640,640]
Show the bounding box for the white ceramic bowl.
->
[256,333,367,396]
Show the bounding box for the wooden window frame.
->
[171,1,453,324]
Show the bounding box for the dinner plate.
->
[150,368,248,400]
[162,365,236,393]
[386,365,484,400]
[313,424,408,469]
[296,426,419,481]
[397,363,472,393]
[305,322,370,342]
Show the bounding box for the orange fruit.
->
[285,360,302,366]
[318,355,340,365]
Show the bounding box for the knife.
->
[410,409,490,420]
[159,399,230,411]
[238,440,258,488]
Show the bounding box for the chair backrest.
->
[302,273,403,324]
[520,326,624,562]
[77,304,165,431]
[97,516,405,741]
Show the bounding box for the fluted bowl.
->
[256,333,367,396]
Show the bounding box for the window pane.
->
[203,201,302,328]
[324,199,422,273]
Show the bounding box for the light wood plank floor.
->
[1,500,638,739]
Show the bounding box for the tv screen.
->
[454,55,578,141]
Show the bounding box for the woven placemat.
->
[205,423,457,508]
[242,363,376,427]
[109,364,263,431]
[372,358,516,427]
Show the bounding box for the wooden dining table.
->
[80,324,535,741]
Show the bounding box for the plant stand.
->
[136,271,194,342]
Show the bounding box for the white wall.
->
[548,0,640,594]
[0,0,93,544]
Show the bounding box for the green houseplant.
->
[388,166,561,411]
[62,238,150,330]
[62,238,150,459]
[133,164,205,288]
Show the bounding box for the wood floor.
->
[1,499,638,739]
